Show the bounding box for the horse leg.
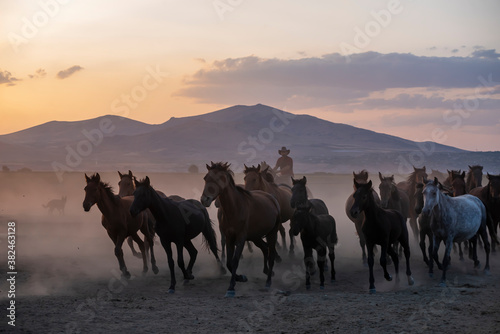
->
[127,236,142,258]
[288,229,295,257]
[174,242,194,281]
[142,224,159,275]
[316,246,327,289]
[457,242,464,261]
[160,240,177,293]
[183,240,198,279]
[303,246,314,290]
[427,232,434,277]
[220,231,226,264]
[400,231,414,286]
[432,235,443,271]
[409,214,420,242]
[440,237,454,287]
[265,226,278,289]
[386,244,399,284]
[380,243,393,282]
[112,234,131,279]
[328,241,336,283]
[366,242,376,293]
[469,235,480,269]
[419,228,429,266]
[252,238,270,275]
[356,221,367,265]
[479,226,491,274]
[130,233,148,274]
[226,239,247,297]
[278,223,287,252]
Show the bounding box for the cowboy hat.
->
[278,146,290,155]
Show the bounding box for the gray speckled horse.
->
[422,177,491,286]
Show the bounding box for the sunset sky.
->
[1,0,499,151]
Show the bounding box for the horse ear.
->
[128,170,133,177]
[461,171,465,178]
[291,177,296,184]
[302,176,307,183]
[367,180,372,189]
[378,172,383,181]
[390,175,394,181]
[423,166,426,171]
[95,173,101,182]
[257,164,261,172]
[354,179,360,189]
[423,177,428,184]
[487,173,491,180]
[433,177,439,185]
[206,164,211,171]
[353,171,356,177]
[468,165,472,170]
[118,171,123,178]
[85,173,91,183]
[145,176,150,186]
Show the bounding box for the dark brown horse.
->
[466,165,483,193]
[290,205,337,290]
[244,164,294,253]
[201,162,281,297]
[345,170,381,264]
[83,173,158,278]
[130,176,225,293]
[396,166,428,241]
[350,180,414,293]
[469,173,500,251]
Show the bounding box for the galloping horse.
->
[469,173,500,252]
[378,173,409,222]
[244,164,294,253]
[83,173,158,278]
[397,166,428,241]
[466,165,483,193]
[130,176,225,293]
[118,170,183,258]
[290,205,337,290]
[422,177,491,286]
[345,170,381,264]
[201,162,281,297]
[350,180,414,293]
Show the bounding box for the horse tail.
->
[201,210,220,255]
[329,216,338,246]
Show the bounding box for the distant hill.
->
[1,104,499,174]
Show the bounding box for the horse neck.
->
[146,186,173,218]
[218,180,247,220]
[390,184,400,202]
[96,186,119,218]
[361,190,381,221]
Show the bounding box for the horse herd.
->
[82,163,500,296]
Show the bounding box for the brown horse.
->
[244,164,294,254]
[201,162,281,297]
[469,173,500,252]
[118,170,184,258]
[345,170,381,264]
[396,166,428,241]
[83,173,158,278]
[466,165,483,193]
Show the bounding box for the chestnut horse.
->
[201,162,281,297]
[83,173,158,278]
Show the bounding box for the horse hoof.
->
[439,281,447,288]
[288,250,295,258]
[428,273,433,278]
[225,290,235,298]
[220,267,227,275]
[237,275,248,282]
[330,279,336,284]
[275,255,283,264]
[133,253,142,259]
[123,271,131,279]
[153,266,159,275]
[385,275,392,282]
[408,276,415,286]
[320,285,325,290]
[369,288,376,294]
[306,285,311,290]
[484,269,491,276]
[168,289,175,294]
[474,261,481,269]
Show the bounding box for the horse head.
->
[130,176,152,217]
[414,183,424,215]
[201,162,233,207]
[378,172,395,208]
[422,177,443,216]
[469,165,483,188]
[451,171,466,197]
[350,179,373,217]
[243,164,262,191]
[290,176,308,208]
[487,173,500,201]
[118,170,135,197]
[83,173,101,212]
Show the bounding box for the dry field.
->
[0,171,498,333]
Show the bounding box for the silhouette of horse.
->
[466,165,483,193]
[290,205,337,290]
[414,182,442,276]
[397,166,428,241]
[469,173,500,252]
[422,177,491,286]
[118,170,183,258]
[43,195,67,215]
[201,162,280,297]
[451,171,467,197]
[428,169,447,182]
[378,173,409,221]
[350,180,414,293]
[345,170,381,264]
[130,176,225,293]
[443,169,462,191]
[244,164,294,254]
[290,176,329,255]
[83,173,158,278]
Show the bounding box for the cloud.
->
[176,51,500,109]
[28,68,47,79]
[471,49,500,59]
[0,69,20,86]
[56,65,84,79]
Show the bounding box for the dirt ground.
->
[0,171,499,334]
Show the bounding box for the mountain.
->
[1,104,498,174]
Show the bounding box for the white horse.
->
[422,177,491,286]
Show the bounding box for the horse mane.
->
[405,168,426,190]
[89,173,119,204]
